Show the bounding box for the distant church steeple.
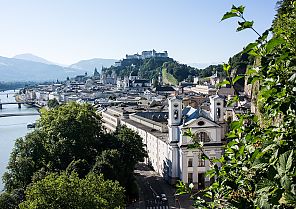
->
[158,70,163,86]
[94,68,100,77]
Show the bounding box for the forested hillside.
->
[104,56,199,83]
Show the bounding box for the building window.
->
[198,154,205,167]
[196,132,210,142]
[174,109,179,119]
[217,107,221,118]
[197,121,205,126]
[188,158,193,167]
[188,173,193,183]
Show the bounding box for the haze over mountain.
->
[187,62,222,69]
[70,58,118,73]
[0,54,118,82]
[13,53,56,65]
[0,56,85,82]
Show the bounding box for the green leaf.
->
[204,191,212,198]
[257,178,276,191]
[216,79,230,87]
[258,29,270,43]
[230,120,242,130]
[261,144,277,155]
[226,132,238,139]
[227,95,239,106]
[205,168,215,178]
[252,163,268,169]
[221,12,239,21]
[247,76,260,85]
[278,151,293,175]
[248,49,259,57]
[288,73,296,82]
[266,38,285,53]
[276,52,289,64]
[236,5,245,13]
[232,75,244,84]
[223,63,231,73]
[202,153,209,160]
[284,191,296,205]
[281,175,291,190]
[237,21,254,32]
[246,68,257,76]
[183,129,193,138]
[243,42,258,53]
[286,150,293,171]
[230,5,245,14]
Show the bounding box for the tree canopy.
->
[19,172,125,209]
[1,102,147,208]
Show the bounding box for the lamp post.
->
[174,193,181,209]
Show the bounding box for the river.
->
[0,90,39,191]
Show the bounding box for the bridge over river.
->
[0,102,36,109]
[0,112,40,118]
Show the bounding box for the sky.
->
[0,0,277,65]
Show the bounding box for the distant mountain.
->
[0,54,119,82]
[70,58,118,73]
[187,62,222,69]
[13,53,56,65]
[0,56,84,82]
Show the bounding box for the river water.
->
[0,90,39,191]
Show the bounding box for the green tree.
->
[38,102,104,170]
[3,102,148,206]
[93,126,147,194]
[2,131,48,192]
[3,102,105,193]
[0,192,18,209]
[178,2,296,208]
[115,126,147,173]
[93,149,125,184]
[47,98,59,108]
[19,172,125,209]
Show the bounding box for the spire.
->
[94,68,99,76]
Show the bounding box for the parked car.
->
[161,193,167,202]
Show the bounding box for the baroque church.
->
[117,95,226,188]
[166,95,225,187]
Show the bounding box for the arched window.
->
[174,109,179,119]
[217,107,221,118]
[195,132,210,142]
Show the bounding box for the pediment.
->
[181,116,220,129]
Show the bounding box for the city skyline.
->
[0,0,277,65]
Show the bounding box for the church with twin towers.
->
[102,94,226,188]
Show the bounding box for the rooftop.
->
[121,118,169,143]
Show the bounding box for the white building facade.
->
[118,95,226,188]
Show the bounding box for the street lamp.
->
[174,193,181,209]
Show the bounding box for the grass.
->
[162,68,178,86]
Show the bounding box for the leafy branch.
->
[179,2,296,208]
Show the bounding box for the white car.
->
[161,194,167,202]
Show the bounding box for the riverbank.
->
[0,90,40,190]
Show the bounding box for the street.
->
[127,163,194,209]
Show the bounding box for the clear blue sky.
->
[0,0,277,65]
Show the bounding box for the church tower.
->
[168,96,182,184]
[210,95,224,123]
[168,96,182,142]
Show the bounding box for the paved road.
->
[127,163,194,209]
